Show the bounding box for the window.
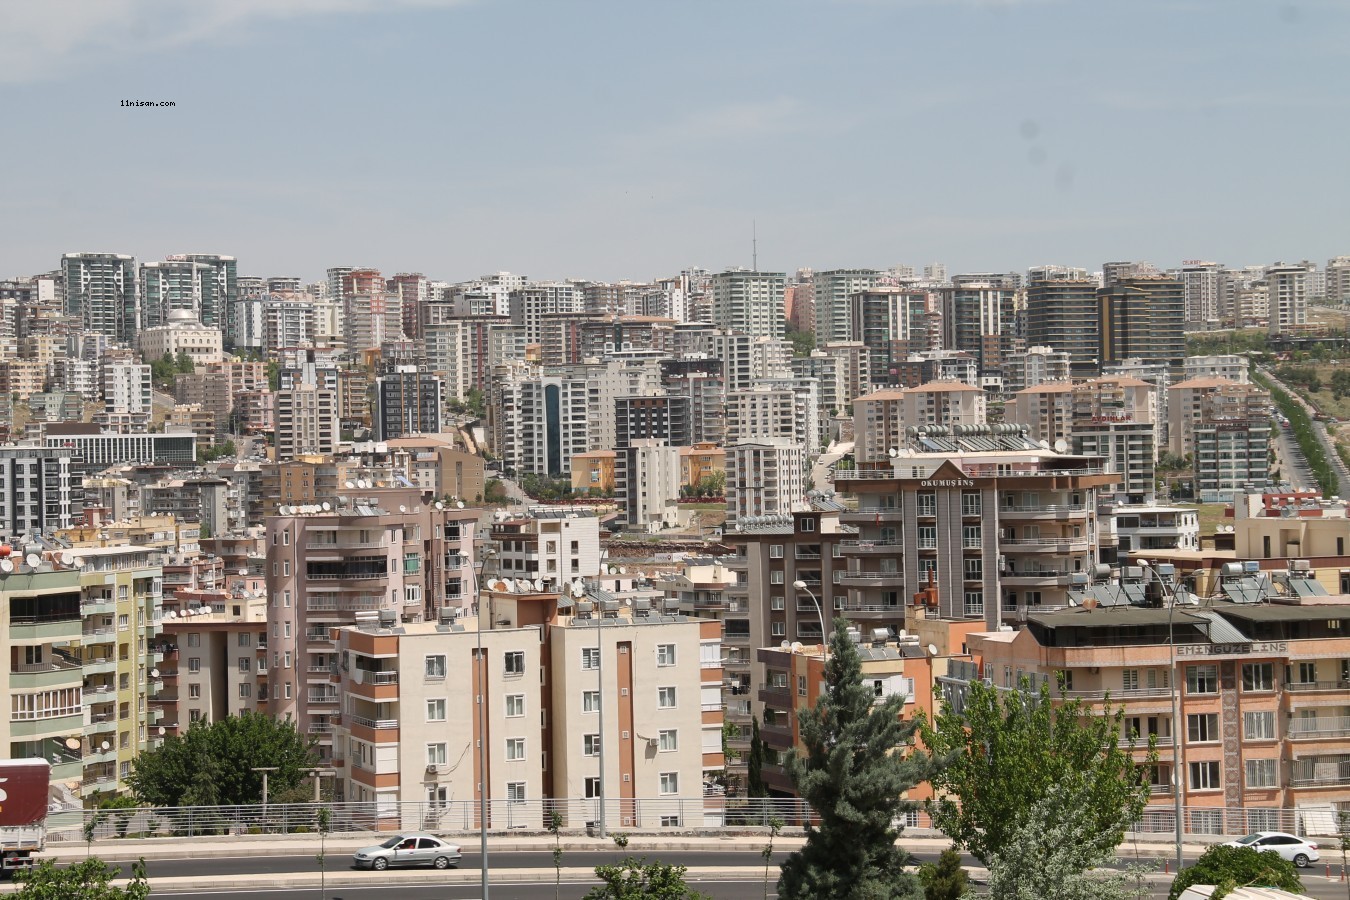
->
[426,699,446,722]
[659,772,679,795]
[963,558,982,581]
[797,675,807,697]
[1244,711,1275,740]
[917,491,937,516]
[771,596,785,610]
[238,633,251,647]
[504,651,525,676]
[188,658,201,673]
[505,738,525,760]
[800,518,816,533]
[769,545,783,559]
[427,743,447,766]
[584,777,602,798]
[770,570,784,584]
[237,658,251,673]
[1245,758,1278,788]
[505,694,525,717]
[961,491,982,516]
[1242,663,1273,692]
[239,683,252,698]
[189,684,201,699]
[658,729,678,751]
[657,686,676,708]
[283,651,292,669]
[583,734,600,756]
[1185,665,1218,694]
[425,655,446,679]
[581,647,600,670]
[583,690,600,713]
[963,591,983,617]
[962,525,981,549]
[1189,761,1221,790]
[917,525,937,549]
[656,644,676,666]
[771,622,785,637]
[507,782,525,802]
[1122,669,1139,692]
[187,633,201,648]
[1187,713,1219,743]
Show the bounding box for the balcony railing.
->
[1289,716,1350,737]
[348,715,399,730]
[1287,680,1350,693]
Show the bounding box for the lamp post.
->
[792,580,827,655]
[1140,559,1185,876]
[474,545,497,900]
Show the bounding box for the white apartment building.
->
[710,269,786,339]
[1177,261,1222,326]
[727,380,820,457]
[813,269,883,344]
[0,447,75,539]
[1003,346,1072,393]
[274,387,340,462]
[1182,354,1249,384]
[101,361,153,431]
[725,440,805,521]
[263,296,316,352]
[490,508,602,585]
[1266,263,1310,335]
[1327,256,1350,305]
[624,440,682,532]
[509,283,584,346]
[851,382,987,463]
[343,292,404,351]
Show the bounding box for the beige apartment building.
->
[265,489,478,763]
[852,382,987,463]
[329,589,723,830]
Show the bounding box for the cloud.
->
[0,0,470,83]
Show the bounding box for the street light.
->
[792,580,827,654]
[473,545,498,900]
[1139,559,1185,877]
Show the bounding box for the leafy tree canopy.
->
[1167,845,1302,900]
[920,677,1153,866]
[582,857,712,899]
[127,711,318,807]
[15,858,149,900]
[777,618,933,900]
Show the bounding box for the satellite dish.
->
[779,640,791,649]
[24,554,41,570]
[398,505,408,514]
[64,737,81,751]
[790,641,803,653]
[0,559,13,574]
[434,501,445,510]
[100,741,110,751]
[321,501,332,511]
[571,582,586,598]
[456,501,465,509]
[928,643,939,657]
[278,505,290,516]
[158,727,166,736]
[618,566,626,575]
[888,448,898,458]
[490,580,507,592]
[60,552,75,566]
[533,579,544,592]
[1053,439,1068,454]
[150,668,160,678]
[71,556,84,568]
[898,629,908,638]
[344,481,355,489]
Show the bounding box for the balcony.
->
[81,597,116,616]
[12,615,82,643]
[758,685,791,705]
[838,571,905,588]
[837,602,905,619]
[1289,716,1350,739]
[845,508,905,523]
[1000,570,1071,587]
[306,692,340,705]
[82,687,116,707]
[838,539,902,554]
[304,631,335,645]
[999,504,1089,520]
[1001,537,1091,553]
[351,669,399,685]
[347,715,399,731]
[1287,680,1350,693]
[9,655,83,690]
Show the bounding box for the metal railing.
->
[48,798,1350,844]
[1288,715,1350,737]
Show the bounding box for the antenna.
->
[752,219,758,272]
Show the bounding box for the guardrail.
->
[47,798,1350,843]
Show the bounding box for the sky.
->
[1,0,1346,284]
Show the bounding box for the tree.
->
[776,618,934,900]
[746,716,767,799]
[983,778,1148,900]
[15,857,150,900]
[921,677,1153,866]
[316,806,332,900]
[1167,844,1302,900]
[919,848,969,900]
[582,857,712,899]
[175,350,195,375]
[762,817,784,900]
[548,809,565,900]
[127,711,318,807]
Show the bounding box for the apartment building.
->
[275,387,340,462]
[813,269,883,344]
[954,587,1350,826]
[375,367,443,441]
[264,490,478,762]
[1003,346,1072,393]
[62,252,139,345]
[155,593,269,729]
[101,361,153,432]
[1024,278,1100,378]
[725,440,805,522]
[490,508,602,585]
[1183,355,1250,384]
[1096,276,1186,371]
[727,381,818,456]
[1266,263,1310,335]
[711,269,786,339]
[1169,377,1272,499]
[834,429,1116,627]
[329,589,722,830]
[0,446,75,541]
[847,288,938,382]
[851,382,988,463]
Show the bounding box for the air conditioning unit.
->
[982,677,993,687]
[426,764,441,774]
[647,738,659,750]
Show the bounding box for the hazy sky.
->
[2,0,1346,283]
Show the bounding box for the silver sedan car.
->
[353,833,462,870]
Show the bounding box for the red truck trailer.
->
[0,760,50,873]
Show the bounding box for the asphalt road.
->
[151,881,774,900]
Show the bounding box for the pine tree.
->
[776,618,932,900]
[919,848,969,900]
[747,716,767,799]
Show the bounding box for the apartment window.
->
[581,647,600,670]
[505,738,526,760]
[282,561,290,577]
[1242,663,1274,692]
[505,694,525,717]
[656,644,676,666]
[1245,758,1278,788]
[239,684,252,699]
[770,571,784,585]
[426,743,447,766]
[961,491,981,516]
[658,729,678,751]
[425,655,447,679]
[504,651,525,676]
[771,622,786,637]
[583,690,600,713]
[1292,661,1317,684]
[1189,761,1221,791]
[657,687,676,708]
[769,545,783,559]
[1244,711,1276,740]
[238,633,251,647]
[917,492,937,516]
[770,596,785,610]
[963,591,984,617]
[237,658,251,673]
[190,710,202,723]
[507,782,525,802]
[426,699,446,722]
[189,684,201,699]
[1185,665,1218,694]
[1187,713,1219,743]
[283,622,292,638]
[963,558,982,581]
[1122,669,1139,692]
[283,591,291,608]
[796,675,808,697]
[284,683,292,699]
[583,734,601,756]
[962,525,981,549]
[584,777,601,798]
[283,652,292,669]
[188,658,201,673]
[659,772,679,795]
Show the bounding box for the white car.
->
[1224,831,1320,867]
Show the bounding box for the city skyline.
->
[4,0,1348,280]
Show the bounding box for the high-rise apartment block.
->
[375,367,443,441]
[1025,278,1100,378]
[274,386,340,461]
[1266,263,1310,335]
[62,253,139,345]
[711,270,786,338]
[813,269,882,344]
